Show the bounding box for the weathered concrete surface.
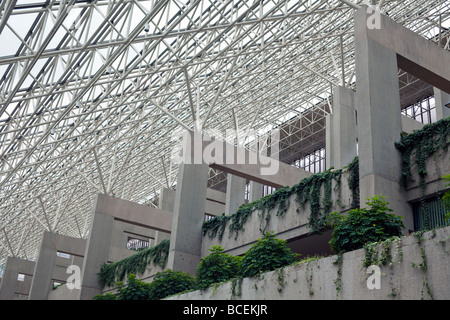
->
[170,226,450,300]
[225,174,246,215]
[326,86,357,170]
[404,140,450,202]
[434,89,450,120]
[0,257,35,300]
[95,193,173,233]
[168,163,209,275]
[201,170,354,258]
[354,7,450,92]
[355,7,412,231]
[182,130,312,188]
[29,232,86,300]
[401,115,424,134]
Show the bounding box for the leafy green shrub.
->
[148,269,197,300]
[92,292,118,300]
[239,232,298,278]
[327,195,404,253]
[115,274,152,300]
[196,245,241,290]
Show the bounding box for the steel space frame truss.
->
[0,0,449,266]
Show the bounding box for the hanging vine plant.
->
[202,157,360,241]
[395,117,450,229]
[98,239,170,289]
[291,167,344,234]
[395,117,450,189]
[346,156,360,209]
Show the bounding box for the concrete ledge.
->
[405,146,450,202]
[201,170,354,258]
[96,193,173,233]
[170,225,450,300]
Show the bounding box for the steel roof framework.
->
[0,0,449,267]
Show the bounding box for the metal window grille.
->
[413,196,449,231]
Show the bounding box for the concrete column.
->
[79,198,115,300]
[326,86,358,170]
[28,232,86,300]
[433,87,450,120]
[249,180,263,202]
[354,8,413,231]
[158,187,176,212]
[155,187,175,244]
[168,163,208,274]
[0,257,35,300]
[29,231,58,300]
[224,173,247,215]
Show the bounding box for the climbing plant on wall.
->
[291,167,343,233]
[442,174,450,223]
[395,117,450,189]
[395,117,450,229]
[202,157,360,241]
[97,239,170,289]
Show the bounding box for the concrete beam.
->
[358,7,450,93]
[181,130,312,188]
[29,232,58,300]
[155,187,175,244]
[401,114,424,134]
[95,193,173,233]
[79,204,114,300]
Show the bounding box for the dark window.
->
[413,196,449,231]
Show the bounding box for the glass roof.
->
[0,0,449,267]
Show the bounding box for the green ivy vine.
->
[412,231,434,300]
[202,157,360,241]
[346,156,360,209]
[291,167,343,233]
[97,239,170,289]
[395,117,450,230]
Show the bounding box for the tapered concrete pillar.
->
[155,187,175,244]
[79,198,115,300]
[29,231,86,300]
[29,232,58,300]
[249,181,263,202]
[224,173,246,215]
[0,257,35,300]
[168,163,209,274]
[434,87,450,120]
[326,86,358,170]
[354,8,413,231]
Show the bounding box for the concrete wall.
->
[48,284,83,300]
[201,170,355,258]
[79,193,172,300]
[169,225,450,300]
[404,143,450,203]
[29,232,86,300]
[0,257,35,300]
